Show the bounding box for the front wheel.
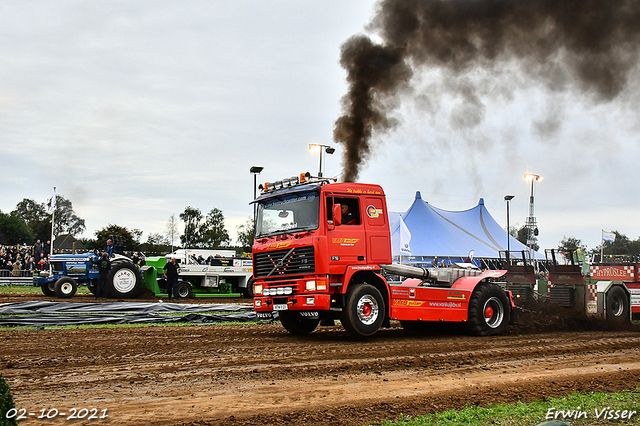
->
[340,284,385,337]
[606,286,630,323]
[466,284,511,336]
[54,277,78,298]
[279,311,320,335]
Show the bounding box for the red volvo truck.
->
[252,173,514,337]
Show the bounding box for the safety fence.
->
[0,270,35,285]
[0,269,36,278]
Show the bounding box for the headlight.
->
[263,287,293,296]
[254,299,262,308]
[254,284,263,295]
[306,297,315,305]
[306,280,316,291]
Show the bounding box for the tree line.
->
[0,195,256,255]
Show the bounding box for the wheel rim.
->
[178,286,189,298]
[356,295,379,326]
[610,294,624,317]
[60,282,73,294]
[483,296,504,328]
[113,268,136,293]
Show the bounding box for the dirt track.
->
[1,294,640,426]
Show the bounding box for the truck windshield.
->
[256,191,320,237]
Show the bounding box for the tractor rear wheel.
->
[340,284,385,337]
[466,284,510,336]
[279,311,319,335]
[54,277,78,298]
[105,262,143,298]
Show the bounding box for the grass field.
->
[0,284,91,294]
[377,389,640,426]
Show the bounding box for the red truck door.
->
[326,195,366,267]
[362,196,391,264]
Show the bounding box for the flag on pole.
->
[399,216,411,256]
[602,231,616,243]
[50,187,57,211]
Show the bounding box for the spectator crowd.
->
[0,240,52,277]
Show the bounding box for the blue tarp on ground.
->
[391,191,543,260]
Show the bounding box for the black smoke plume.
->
[334,0,640,182]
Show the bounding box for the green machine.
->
[142,255,254,299]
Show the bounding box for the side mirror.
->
[332,204,342,226]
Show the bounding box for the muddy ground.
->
[1,293,640,426]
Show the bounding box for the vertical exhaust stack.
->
[334,0,640,181]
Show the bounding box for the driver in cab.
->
[341,204,356,225]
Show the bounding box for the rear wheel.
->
[279,311,319,335]
[340,284,385,337]
[105,262,143,298]
[243,278,255,298]
[606,286,630,323]
[176,281,193,299]
[467,284,510,336]
[54,277,78,298]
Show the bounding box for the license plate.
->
[273,304,289,311]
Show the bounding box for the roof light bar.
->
[259,172,315,194]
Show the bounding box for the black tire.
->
[340,284,385,337]
[606,286,630,323]
[41,280,56,297]
[176,281,193,299]
[105,262,143,298]
[54,277,78,298]
[279,311,320,335]
[467,284,511,336]
[243,278,255,298]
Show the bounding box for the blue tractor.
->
[33,253,143,299]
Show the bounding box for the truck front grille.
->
[254,246,315,278]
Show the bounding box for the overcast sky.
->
[2,1,640,253]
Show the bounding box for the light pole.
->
[504,195,514,262]
[524,173,542,256]
[250,166,263,221]
[309,144,335,177]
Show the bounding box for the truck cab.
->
[253,176,391,309]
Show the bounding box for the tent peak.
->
[479,198,484,205]
[415,191,422,200]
